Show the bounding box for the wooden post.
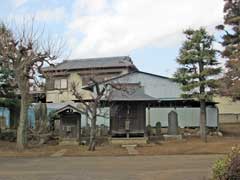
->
[147,105,151,126]
[76,114,80,142]
[86,109,89,126]
[125,120,130,138]
[59,115,63,139]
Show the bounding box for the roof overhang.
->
[54,104,82,115]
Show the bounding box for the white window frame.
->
[54,78,67,89]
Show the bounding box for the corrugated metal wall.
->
[96,72,218,128]
[27,105,110,128]
[0,107,36,128]
[81,107,218,128]
[146,107,218,128]
[81,107,110,127]
[0,107,10,127]
[0,106,217,129]
[100,72,182,98]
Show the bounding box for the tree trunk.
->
[34,102,48,133]
[199,59,207,142]
[88,118,96,151]
[200,100,207,142]
[88,107,97,151]
[16,77,29,151]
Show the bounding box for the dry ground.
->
[0,141,127,157]
[219,122,240,137]
[0,136,239,157]
[137,136,240,155]
[0,155,222,180]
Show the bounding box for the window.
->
[61,79,67,89]
[54,79,61,89]
[54,79,67,89]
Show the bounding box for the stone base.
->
[121,144,139,155]
[163,134,183,141]
[59,138,79,146]
[110,137,147,145]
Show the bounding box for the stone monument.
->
[168,110,179,135]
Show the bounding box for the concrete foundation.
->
[110,137,147,145]
[163,134,183,141]
[59,138,79,146]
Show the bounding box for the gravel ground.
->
[0,155,222,180]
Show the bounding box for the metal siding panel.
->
[97,107,110,126]
[148,107,217,128]
[206,107,218,127]
[81,114,87,127]
[104,72,182,98]
[0,107,10,127]
[148,108,170,127]
[79,108,110,128]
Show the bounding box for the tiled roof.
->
[42,56,136,71]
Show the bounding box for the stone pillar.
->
[168,110,179,135]
[125,120,130,138]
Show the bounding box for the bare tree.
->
[0,19,63,150]
[71,78,113,151]
[71,74,134,151]
[28,102,51,146]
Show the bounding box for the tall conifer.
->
[174,28,221,142]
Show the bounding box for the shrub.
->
[228,148,240,179]
[146,125,152,136]
[212,157,229,180]
[212,146,240,180]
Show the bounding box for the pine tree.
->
[174,28,221,142]
[0,65,15,104]
[0,24,19,127]
[0,24,15,100]
[216,0,240,100]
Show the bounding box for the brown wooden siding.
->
[110,102,146,136]
[60,113,81,140]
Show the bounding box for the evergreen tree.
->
[0,24,18,108]
[0,60,15,98]
[216,0,240,100]
[174,28,221,142]
[0,24,20,129]
[0,66,16,106]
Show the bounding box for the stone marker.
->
[122,144,139,155]
[51,149,67,157]
[168,110,179,135]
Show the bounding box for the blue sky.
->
[0,0,224,77]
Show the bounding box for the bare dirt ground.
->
[0,155,222,180]
[219,122,240,137]
[0,135,237,179]
[0,136,239,157]
[137,136,240,155]
[0,141,127,157]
